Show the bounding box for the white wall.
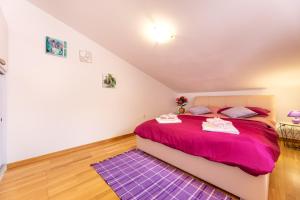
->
[4,0,299,163]
[178,86,300,123]
[0,6,8,169]
[2,0,175,163]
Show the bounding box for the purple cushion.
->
[221,106,257,118]
[218,106,270,116]
[189,106,211,115]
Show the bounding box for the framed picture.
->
[79,50,92,63]
[102,73,116,88]
[45,36,67,57]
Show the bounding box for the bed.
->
[135,95,280,200]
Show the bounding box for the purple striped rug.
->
[91,149,232,200]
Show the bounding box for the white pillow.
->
[221,106,257,118]
[189,106,211,115]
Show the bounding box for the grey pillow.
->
[189,106,211,115]
[221,106,257,118]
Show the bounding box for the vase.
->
[178,107,185,114]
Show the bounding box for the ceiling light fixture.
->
[147,22,175,44]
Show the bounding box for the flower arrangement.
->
[176,96,188,114]
[176,96,188,107]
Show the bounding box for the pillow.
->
[220,106,258,118]
[218,106,269,116]
[246,107,270,116]
[208,106,221,114]
[218,107,232,114]
[189,106,211,115]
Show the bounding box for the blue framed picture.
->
[45,36,67,57]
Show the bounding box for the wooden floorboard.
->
[0,135,299,200]
[7,133,135,170]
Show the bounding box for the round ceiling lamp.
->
[146,21,175,44]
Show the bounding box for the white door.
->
[0,7,8,170]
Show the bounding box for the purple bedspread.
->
[134,115,280,176]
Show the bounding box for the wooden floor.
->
[0,135,299,200]
[269,142,300,200]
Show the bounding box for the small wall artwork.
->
[102,73,116,88]
[45,36,67,57]
[79,50,92,63]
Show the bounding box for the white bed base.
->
[137,136,269,200]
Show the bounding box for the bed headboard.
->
[193,95,276,120]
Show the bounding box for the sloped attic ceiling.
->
[28,0,300,92]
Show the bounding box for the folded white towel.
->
[206,117,232,126]
[156,117,182,124]
[159,113,178,120]
[202,118,239,134]
[156,113,181,124]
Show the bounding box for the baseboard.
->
[0,164,7,181]
[7,133,134,170]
